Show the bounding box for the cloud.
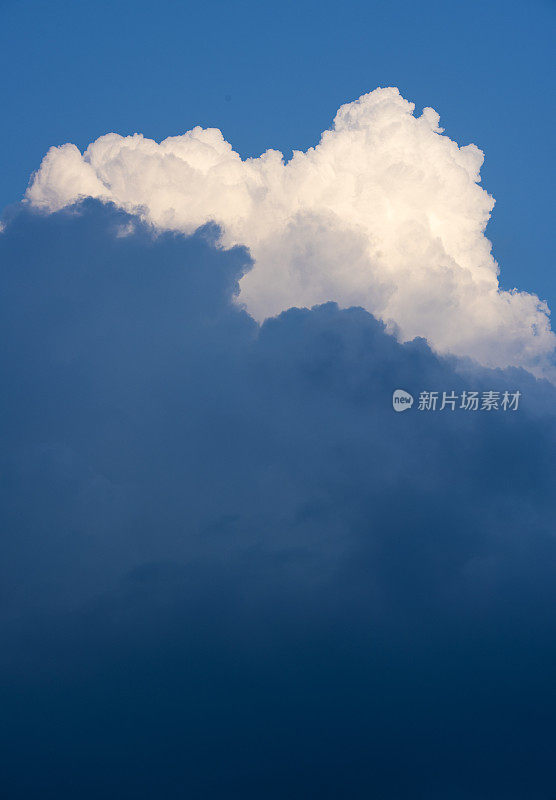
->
[1,201,555,798]
[26,87,555,378]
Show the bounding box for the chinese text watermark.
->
[392,389,521,413]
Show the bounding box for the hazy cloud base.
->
[0,201,555,798]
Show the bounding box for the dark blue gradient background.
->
[0,202,555,798]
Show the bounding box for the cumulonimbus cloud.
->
[26,87,555,378]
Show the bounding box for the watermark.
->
[392,389,521,412]
[392,389,414,411]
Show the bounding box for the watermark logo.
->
[392,389,521,412]
[392,389,414,412]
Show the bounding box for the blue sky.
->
[0,0,554,307]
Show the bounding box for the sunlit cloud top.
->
[26,87,555,378]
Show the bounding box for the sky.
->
[1,1,556,798]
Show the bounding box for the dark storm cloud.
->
[0,201,555,799]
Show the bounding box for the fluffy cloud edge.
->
[24,87,556,380]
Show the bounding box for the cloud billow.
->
[26,87,555,378]
[0,201,555,798]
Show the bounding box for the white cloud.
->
[26,87,555,377]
